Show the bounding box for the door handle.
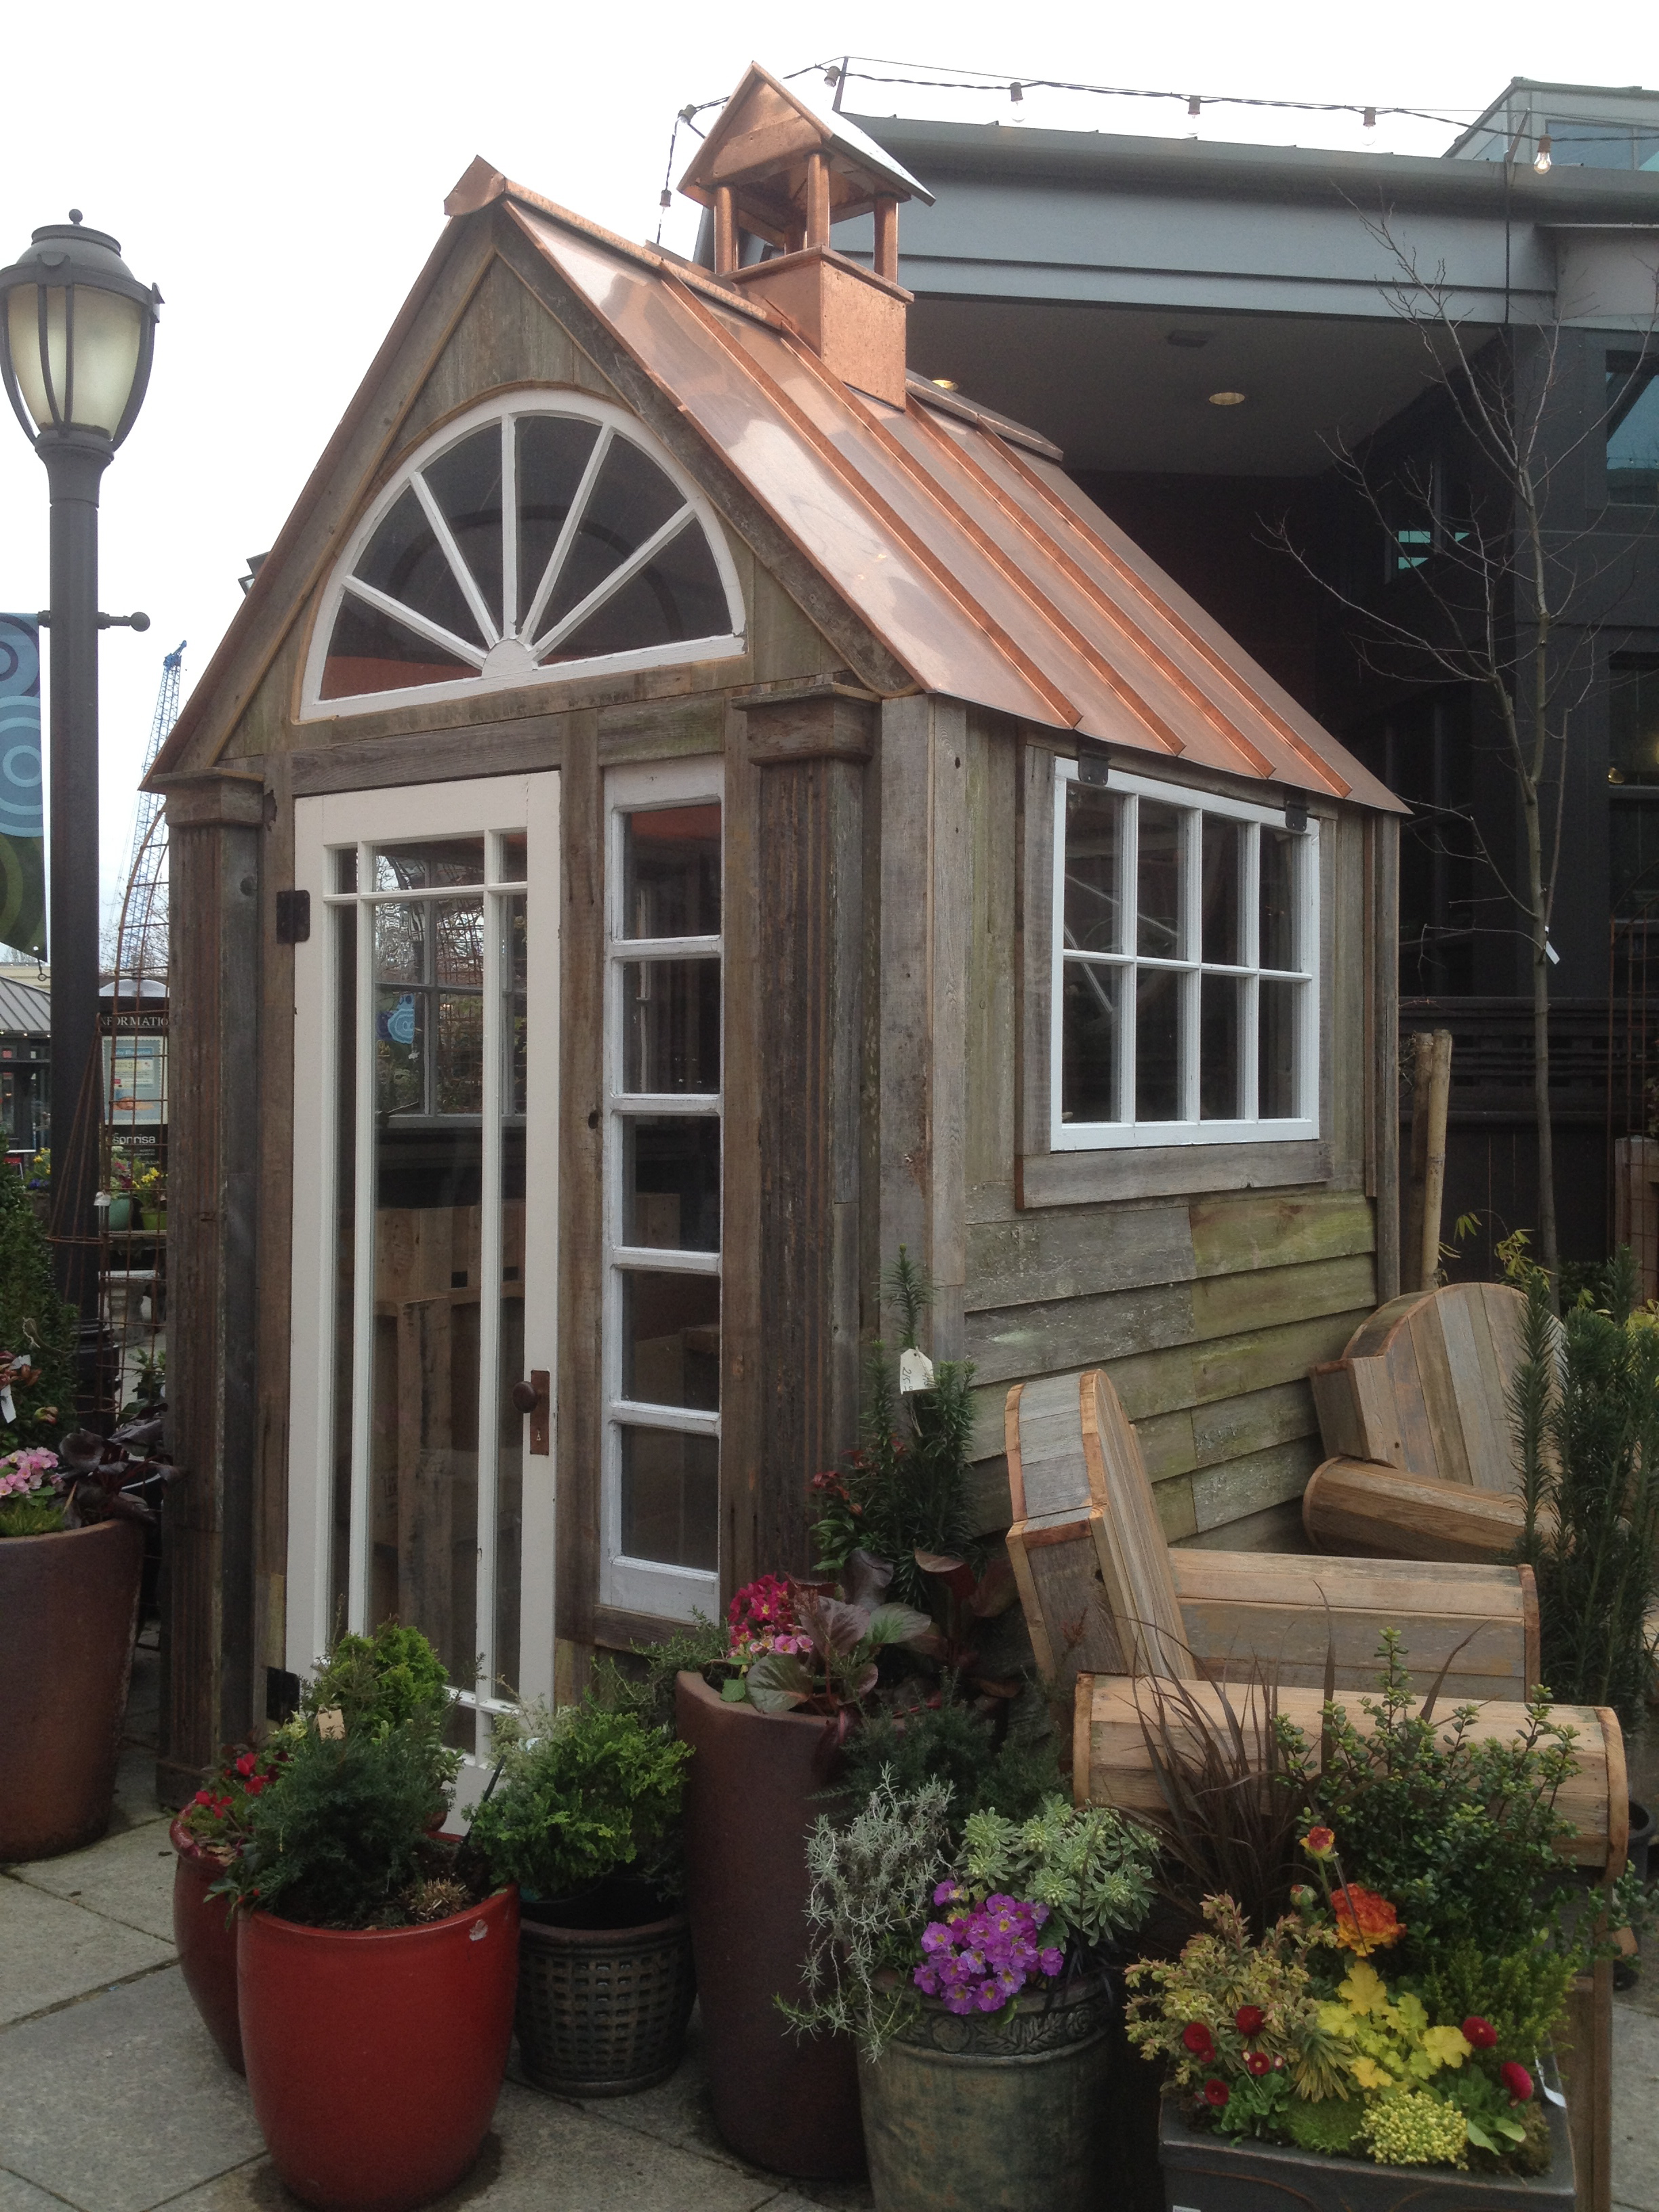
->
[513,1372,550,1456]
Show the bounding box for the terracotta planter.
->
[858,1971,1115,2212]
[676,1669,865,2178]
[238,1885,518,2212]
[0,1519,144,1861]
[169,1818,244,2072]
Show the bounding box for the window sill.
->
[1018,1136,1331,1208]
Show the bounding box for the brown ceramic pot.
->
[676,1670,865,2179]
[0,1519,144,1861]
[170,1818,245,2072]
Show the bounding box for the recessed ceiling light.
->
[1167,331,1210,348]
[931,377,960,391]
[1208,390,1248,407]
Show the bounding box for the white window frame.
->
[300,393,747,722]
[1051,760,1320,1151]
[601,756,723,1622]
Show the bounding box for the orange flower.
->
[1331,1883,1404,1952]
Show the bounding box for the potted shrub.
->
[678,1250,998,2178]
[167,1623,439,2072]
[468,1696,693,2095]
[221,1626,517,2212]
[787,1771,1158,2212]
[0,1374,170,1862]
[132,1162,166,1233]
[169,1740,286,2071]
[1123,1636,1649,2210]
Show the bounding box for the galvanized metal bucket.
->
[857,1971,1115,2212]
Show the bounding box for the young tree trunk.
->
[1521,776,1559,1279]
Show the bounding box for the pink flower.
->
[1501,2062,1534,2104]
[1203,2080,1229,2109]
[1462,2017,1498,2049]
[1235,2005,1266,2037]
[1245,2051,1271,2077]
[1182,2022,1216,2060]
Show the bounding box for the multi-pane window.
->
[1607,357,1659,506]
[1610,657,1659,917]
[1052,761,1318,1149]
[603,764,722,1620]
[307,395,743,713]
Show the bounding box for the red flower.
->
[1500,2062,1534,2104]
[192,1789,213,1806]
[234,1753,258,1778]
[1244,2051,1271,2077]
[1303,1825,1336,1859]
[1235,2005,1266,2038]
[1204,2080,1230,2109]
[1182,2022,1215,2058]
[1462,2016,1498,2050]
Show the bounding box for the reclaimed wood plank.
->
[1187,1190,1374,1279]
[966,714,1019,1203]
[721,697,764,1601]
[966,1282,1195,1387]
[1303,1457,1531,1562]
[1189,1436,1323,1533]
[1189,1253,1378,1341]
[966,1204,1195,1312]
[1080,1681,1618,1864]
[1175,1501,1313,1555]
[1019,1139,1334,1210]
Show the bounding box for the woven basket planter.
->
[515,1905,695,2097]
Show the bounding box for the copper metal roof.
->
[155,166,1401,811]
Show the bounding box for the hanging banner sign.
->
[0,616,45,958]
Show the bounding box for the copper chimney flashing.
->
[679,63,929,408]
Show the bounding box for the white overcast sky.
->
[0,0,1642,928]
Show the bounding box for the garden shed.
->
[147,64,1404,1799]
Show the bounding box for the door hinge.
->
[275,888,311,943]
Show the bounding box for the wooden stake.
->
[1404,1029,1453,1290]
[1419,1029,1452,1292]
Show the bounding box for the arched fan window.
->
[307,395,744,713]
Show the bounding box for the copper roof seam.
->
[992,443,1351,799]
[657,269,1080,729]
[804,368,1193,760]
[904,406,1287,780]
[893,403,1297,773]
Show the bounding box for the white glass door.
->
[287,773,558,1780]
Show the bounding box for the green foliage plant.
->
[0,1167,75,1452]
[787,1774,954,2061]
[223,1716,455,1929]
[468,1700,690,1902]
[1275,1632,1582,1970]
[302,1621,453,1738]
[836,1696,1059,1842]
[810,1251,977,1607]
[957,1795,1159,1959]
[1509,1254,1659,1728]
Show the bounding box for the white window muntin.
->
[602,756,722,1622]
[300,393,747,722]
[1051,759,1319,1150]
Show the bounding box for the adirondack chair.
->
[1003,1368,1537,1708]
[1303,1281,1532,1562]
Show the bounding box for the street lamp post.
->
[0,214,159,1354]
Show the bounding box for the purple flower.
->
[1039,1946,1063,1976]
[933,1880,962,1907]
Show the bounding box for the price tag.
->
[315,1706,346,1740]
[898,1347,935,1394]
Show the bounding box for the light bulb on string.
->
[1534,134,1553,173]
[1188,94,1201,117]
[1008,80,1023,103]
[1363,106,1376,129]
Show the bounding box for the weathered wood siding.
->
[959,714,1388,1555]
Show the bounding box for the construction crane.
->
[111,641,186,989]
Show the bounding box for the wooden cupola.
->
[678,62,932,408]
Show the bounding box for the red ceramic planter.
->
[238,1885,519,2212]
[676,1670,865,2179]
[0,1519,144,1862]
[169,1819,244,2072]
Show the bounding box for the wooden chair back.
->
[1005,1370,1193,1688]
[1309,1280,1525,1492]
